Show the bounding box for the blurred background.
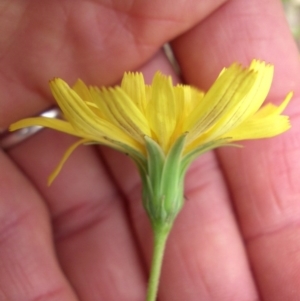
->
[283,0,300,48]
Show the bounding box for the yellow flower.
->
[10,60,291,186]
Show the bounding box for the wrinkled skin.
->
[0,0,300,300]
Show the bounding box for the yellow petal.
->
[243,60,274,118]
[91,86,151,143]
[72,79,94,104]
[146,72,177,152]
[171,85,204,142]
[145,85,152,106]
[253,91,293,118]
[219,60,273,128]
[121,72,147,114]
[50,79,142,152]
[184,63,257,142]
[222,93,292,141]
[185,60,276,145]
[174,85,204,120]
[223,115,291,141]
[89,86,118,121]
[48,138,88,185]
[171,85,185,133]
[214,60,273,131]
[10,117,81,137]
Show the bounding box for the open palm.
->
[1,0,300,300]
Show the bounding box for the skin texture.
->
[0,0,300,300]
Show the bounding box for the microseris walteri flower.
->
[10,59,292,301]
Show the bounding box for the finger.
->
[99,53,259,300]
[8,129,147,301]
[0,150,78,301]
[172,0,299,97]
[218,127,300,301]
[0,0,226,128]
[171,0,300,299]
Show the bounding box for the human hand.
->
[1,0,300,301]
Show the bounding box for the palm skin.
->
[1,0,300,301]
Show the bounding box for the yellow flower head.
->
[10,59,291,190]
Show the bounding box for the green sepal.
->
[181,138,229,174]
[159,134,187,221]
[142,134,187,228]
[144,135,165,198]
[142,136,165,225]
[102,137,148,175]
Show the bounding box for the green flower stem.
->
[146,223,172,301]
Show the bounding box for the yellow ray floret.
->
[10,59,292,183]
